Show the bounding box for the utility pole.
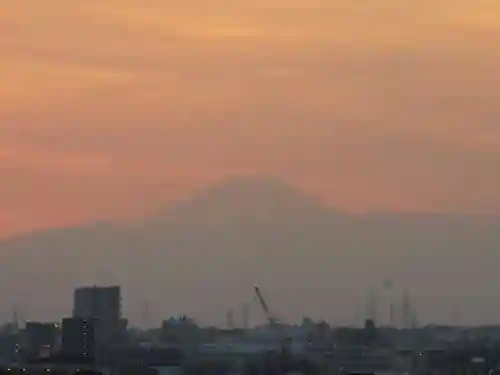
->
[242,303,249,330]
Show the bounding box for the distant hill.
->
[0,178,499,327]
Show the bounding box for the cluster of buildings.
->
[2,285,184,372]
[4,285,500,374]
[21,286,126,363]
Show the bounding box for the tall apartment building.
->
[61,317,96,361]
[72,285,125,346]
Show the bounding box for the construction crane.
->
[253,285,294,374]
[253,284,291,348]
[254,284,279,326]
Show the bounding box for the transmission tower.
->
[401,289,411,328]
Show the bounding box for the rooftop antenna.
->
[451,304,461,326]
[142,300,151,328]
[382,278,394,326]
[401,288,411,328]
[354,302,362,327]
[12,304,20,332]
[366,287,378,323]
[411,312,418,329]
[389,303,395,327]
[226,309,234,329]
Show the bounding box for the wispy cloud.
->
[1,1,500,235]
[0,143,114,176]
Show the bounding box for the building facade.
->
[23,322,58,360]
[61,317,96,361]
[72,285,125,346]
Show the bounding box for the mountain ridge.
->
[0,178,499,326]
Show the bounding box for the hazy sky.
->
[1,1,500,237]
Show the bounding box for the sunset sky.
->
[1,1,500,237]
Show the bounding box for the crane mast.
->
[254,284,278,325]
[253,284,293,374]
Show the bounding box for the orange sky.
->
[1,1,500,237]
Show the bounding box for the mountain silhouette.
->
[0,178,499,326]
[143,177,344,227]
